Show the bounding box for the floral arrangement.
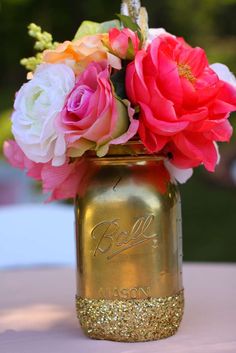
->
[4,8,236,201]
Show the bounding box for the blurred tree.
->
[0,0,236,261]
[1,0,235,102]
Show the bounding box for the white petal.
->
[146,28,175,47]
[148,28,167,40]
[214,142,221,165]
[210,63,236,87]
[54,134,66,157]
[52,154,66,167]
[107,53,122,70]
[164,160,193,184]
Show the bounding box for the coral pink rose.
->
[126,34,236,171]
[59,60,139,158]
[4,140,89,201]
[108,28,140,60]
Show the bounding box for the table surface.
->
[0,263,236,353]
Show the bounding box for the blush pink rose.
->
[126,34,236,171]
[3,140,43,180]
[4,140,89,201]
[108,28,140,60]
[59,60,139,158]
[40,158,90,202]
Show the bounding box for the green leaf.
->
[74,21,100,40]
[0,109,12,157]
[116,14,140,32]
[74,20,120,40]
[126,37,135,60]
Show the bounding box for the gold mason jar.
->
[75,142,184,342]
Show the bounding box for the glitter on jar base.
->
[76,290,184,342]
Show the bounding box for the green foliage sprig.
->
[20,23,58,72]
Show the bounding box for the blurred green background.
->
[0,0,236,261]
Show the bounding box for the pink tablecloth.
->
[0,263,235,353]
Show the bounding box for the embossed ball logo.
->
[91,215,159,260]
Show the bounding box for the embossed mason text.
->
[98,286,151,299]
[91,215,159,259]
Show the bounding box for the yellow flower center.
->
[178,63,196,83]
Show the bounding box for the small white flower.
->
[12,63,75,166]
[210,63,236,87]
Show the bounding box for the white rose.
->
[12,63,75,166]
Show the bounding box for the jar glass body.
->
[75,149,184,342]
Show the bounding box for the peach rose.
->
[43,35,121,75]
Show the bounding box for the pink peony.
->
[59,60,139,158]
[108,28,140,60]
[126,34,236,171]
[4,140,89,201]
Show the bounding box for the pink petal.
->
[173,132,218,171]
[141,103,189,136]
[179,107,208,122]
[4,140,43,180]
[4,140,26,170]
[179,47,208,77]
[139,120,168,153]
[204,120,233,142]
[145,76,177,121]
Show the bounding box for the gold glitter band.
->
[76,290,184,342]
